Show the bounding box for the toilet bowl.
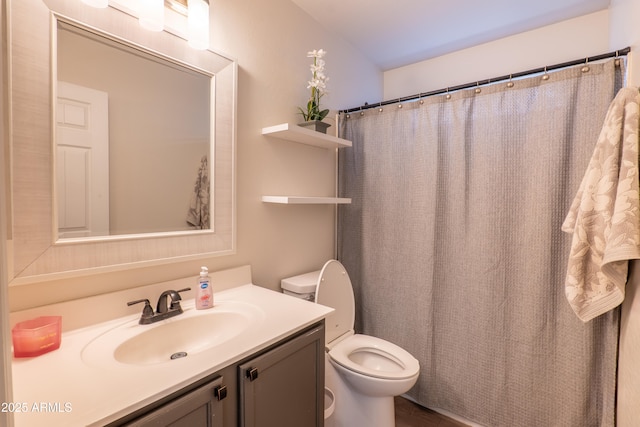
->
[329,334,420,397]
[281,259,420,427]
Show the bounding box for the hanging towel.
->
[562,87,640,322]
[186,155,210,229]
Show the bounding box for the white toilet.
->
[281,259,420,427]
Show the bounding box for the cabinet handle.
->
[246,367,259,382]
[214,384,227,401]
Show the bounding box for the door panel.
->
[56,81,109,238]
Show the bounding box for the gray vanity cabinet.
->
[239,323,325,427]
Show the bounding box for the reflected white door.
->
[56,81,109,238]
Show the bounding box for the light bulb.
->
[139,0,165,32]
[188,0,210,50]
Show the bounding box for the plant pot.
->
[298,120,331,134]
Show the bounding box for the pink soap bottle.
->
[196,266,213,310]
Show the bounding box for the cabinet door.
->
[239,323,325,427]
[125,376,226,427]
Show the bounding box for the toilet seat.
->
[328,334,420,380]
[315,260,420,381]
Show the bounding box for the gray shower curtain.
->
[338,58,624,426]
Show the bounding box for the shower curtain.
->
[338,58,624,426]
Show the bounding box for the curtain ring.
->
[418,93,424,105]
[542,66,550,81]
[475,82,481,94]
[378,102,383,112]
[507,74,514,88]
[445,87,451,100]
[615,50,621,67]
[581,57,590,73]
[359,107,364,116]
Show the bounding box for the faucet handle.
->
[170,288,192,310]
[127,299,154,324]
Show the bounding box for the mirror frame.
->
[6,0,236,284]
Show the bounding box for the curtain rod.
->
[341,47,631,114]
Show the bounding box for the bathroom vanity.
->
[115,322,325,426]
[10,277,333,426]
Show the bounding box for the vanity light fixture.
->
[139,0,165,32]
[81,0,108,8]
[81,0,210,50]
[187,0,210,50]
[165,0,210,50]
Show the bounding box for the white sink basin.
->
[114,311,248,365]
[82,301,265,367]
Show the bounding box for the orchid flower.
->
[299,49,329,122]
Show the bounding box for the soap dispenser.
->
[196,266,213,310]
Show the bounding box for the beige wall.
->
[383,10,610,99]
[6,0,382,310]
[610,0,640,85]
[383,3,639,424]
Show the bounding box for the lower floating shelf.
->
[262,196,352,205]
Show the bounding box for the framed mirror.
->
[56,20,213,239]
[7,0,236,284]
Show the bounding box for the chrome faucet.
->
[127,288,191,324]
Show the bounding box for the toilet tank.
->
[280,270,321,302]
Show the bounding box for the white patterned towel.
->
[562,87,640,322]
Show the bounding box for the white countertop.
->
[11,284,333,426]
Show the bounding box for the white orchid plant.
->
[299,49,329,122]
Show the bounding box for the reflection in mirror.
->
[56,21,211,239]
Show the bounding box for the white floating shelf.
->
[262,123,352,149]
[262,196,352,205]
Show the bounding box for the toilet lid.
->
[315,260,355,346]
